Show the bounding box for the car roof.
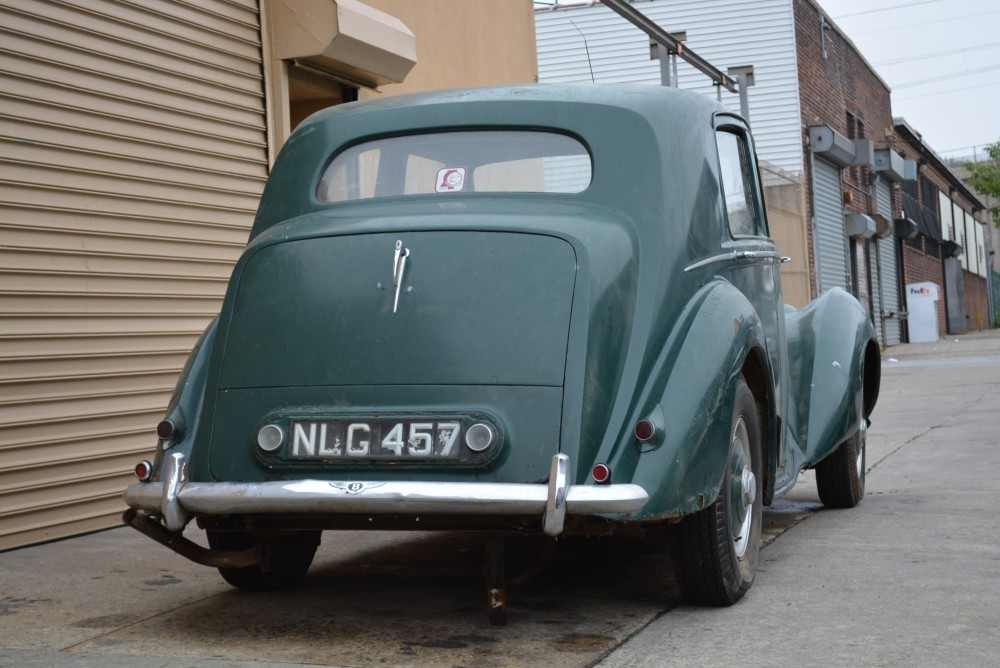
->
[302,82,731,130]
[252,84,737,240]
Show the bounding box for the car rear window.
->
[316,131,591,202]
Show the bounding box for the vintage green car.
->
[124,84,879,612]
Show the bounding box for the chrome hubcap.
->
[742,468,757,507]
[730,416,754,559]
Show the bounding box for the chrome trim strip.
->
[684,251,736,272]
[736,250,782,261]
[684,249,783,272]
[124,456,649,532]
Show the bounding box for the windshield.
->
[316,130,591,202]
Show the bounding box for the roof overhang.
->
[270,0,416,89]
[893,117,987,209]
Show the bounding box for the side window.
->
[716,129,758,237]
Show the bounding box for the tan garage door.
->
[0,0,267,549]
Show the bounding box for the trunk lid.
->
[220,231,575,388]
[207,231,576,482]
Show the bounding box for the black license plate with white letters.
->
[288,419,464,460]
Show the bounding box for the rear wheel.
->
[816,417,866,508]
[671,376,763,606]
[207,529,321,590]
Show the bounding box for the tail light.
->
[634,419,657,442]
[592,463,611,484]
[134,460,153,482]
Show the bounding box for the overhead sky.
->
[814,0,999,162]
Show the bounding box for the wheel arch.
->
[626,279,771,520]
[862,339,881,420]
[739,345,775,505]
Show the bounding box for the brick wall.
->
[894,130,991,334]
[795,0,893,299]
[901,241,989,337]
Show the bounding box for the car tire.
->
[671,375,763,606]
[816,416,866,509]
[207,529,321,591]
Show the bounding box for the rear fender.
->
[625,281,770,519]
[149,318,219,479]
[785,288,879,464]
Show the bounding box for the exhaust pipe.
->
[122,508,260,569]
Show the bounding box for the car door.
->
[714,119,789,468]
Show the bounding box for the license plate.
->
[287,419,464,460]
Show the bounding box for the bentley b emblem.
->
[330,481,387,495]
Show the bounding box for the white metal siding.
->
[940,191,953,241]
[975,221,986,278]
[535,0,804,174]
[0,0,267,549]
[813,158,847,293]
[956,202,970,272]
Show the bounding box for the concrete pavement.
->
[600,330,1000,667]
[1,330,998,667]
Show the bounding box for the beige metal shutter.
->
[0,0,268,549]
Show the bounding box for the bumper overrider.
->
[124,452,649,538]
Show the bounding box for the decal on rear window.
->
[436,167,467,192]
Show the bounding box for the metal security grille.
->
[868,237,882,346]
[876,179,901,346]
[813,158,848,293]
[0,0,267,549]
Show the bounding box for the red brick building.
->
[795,0,905,345]
[794,0,989,343]
[894,121,990,337]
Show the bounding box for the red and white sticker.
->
[435,167,467,192]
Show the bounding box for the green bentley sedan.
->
[124,83,879,616]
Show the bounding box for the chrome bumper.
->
[124,452,649,537]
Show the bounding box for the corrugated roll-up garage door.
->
[0,0,267,549]
[813,157,848,293]
[876,179,901,346]
[868,235,883,347]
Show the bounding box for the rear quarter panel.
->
[621,280,770,519]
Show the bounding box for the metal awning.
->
[901,192,943,241]
[270,0,416,89]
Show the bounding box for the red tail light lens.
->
[134,460,153,482]
[592,463,611,484]
[156,420,176,440]
[634,419,657,442]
